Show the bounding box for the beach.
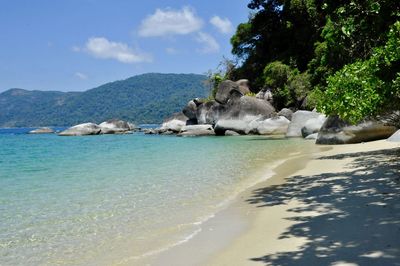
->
[155,140,400,266]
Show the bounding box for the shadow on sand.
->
[247,148,400,266]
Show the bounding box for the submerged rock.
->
[224,130,241,136]
[28,127,54,134]
[316,116,397,144]
[58,123,101,136]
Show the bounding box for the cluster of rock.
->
[29,119,139,136]
[152,79,398,144]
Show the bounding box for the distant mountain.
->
[0,73,208,127]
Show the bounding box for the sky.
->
[0,0,250,92]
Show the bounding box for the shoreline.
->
[150,141,330,265]
[153,140,400,266]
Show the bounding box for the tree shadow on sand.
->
[247,148,400,266]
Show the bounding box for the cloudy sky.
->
[0,0,250,92]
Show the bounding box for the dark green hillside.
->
[0,73,207,127]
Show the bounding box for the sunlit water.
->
[0,128,316,265]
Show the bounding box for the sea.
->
[0,127,315,265]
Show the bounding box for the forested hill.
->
[0,73,208,127]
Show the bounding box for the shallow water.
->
[0,129,315,265]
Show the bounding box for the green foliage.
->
[0,73,208,127]
[263,61,311,109]
[245,92,257,97]
[317,21,400,124]
[229,0,399,122]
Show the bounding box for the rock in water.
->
[161,112,191,133]
[177,124,215,136]
[387,130,400,142]
[286,110,322,137]
[58,123,101,136]
[99,119,134,134]
[28,127,54,134]
[316,116,397,144]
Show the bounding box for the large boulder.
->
[196,101,226,125]
[246,116,290,135]
[29,127,54,134]
[301,114,327,138]
[99,119,135,134]
[182,100,198,120]
[316,116,397,144]
[227,96,276,119]
[178,124,215,137]
[213,96,276,135]
[387,130,400,142]
[58,123,101,136]
[286,110,323,137]
[214,116,255,135]
[278,108,293,121]
[215,80,242,104]
[235,79,251,95]
[161,113,193,133]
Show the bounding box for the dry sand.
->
[208,140,400,266]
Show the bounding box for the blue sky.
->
[0,0,250,92]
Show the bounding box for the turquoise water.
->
[0,130,315,265]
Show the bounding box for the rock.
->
[161,113,191,133]
[58,123,101,136]
[228,96,276,119]
[301,114,326,138]
[305,133,318,140]
[213,96,276,135]
[387,130,400,142]
[99,119,133,134]
[224,130,241,136]
[215,80,242,104]
[286,110,322,137]
[246,116,290,135]
[143,128,157,134]
[214,116,256,135]
[278,108,293,121]
[316,116,398,144]
[196,101,226,125]
[256,89,273,102]
[178,124,215,136]
[28,127,54,134]
[235,79,251,95]
[182,100,198,120]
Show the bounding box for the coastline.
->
[153,140,400,266]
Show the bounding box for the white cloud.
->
[75,72,88,80]
[195,32,219,54]
[210,16,233,34]
[138,6,203,37]
[165,47,178,54]
[84,37,152,63]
